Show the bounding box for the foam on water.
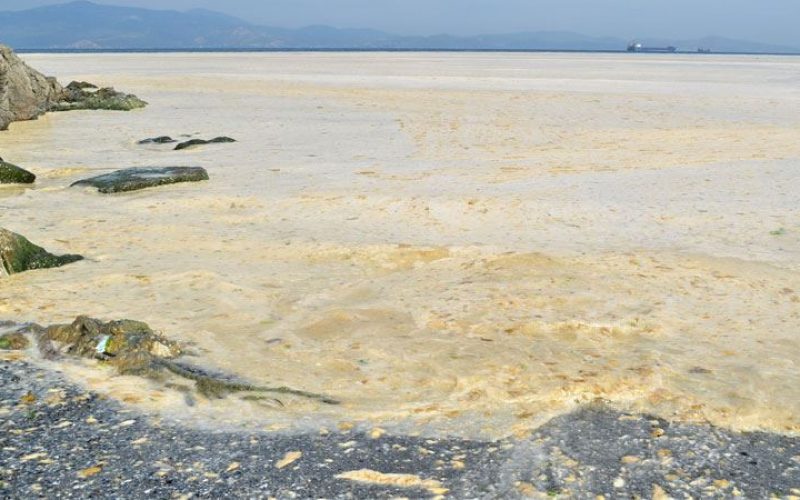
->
[1,52,799,438]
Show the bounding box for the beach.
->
[1,52,799,441]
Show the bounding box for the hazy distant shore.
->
[14,47,800,56]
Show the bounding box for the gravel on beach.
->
[2,357,799,499]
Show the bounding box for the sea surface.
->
[1,52,799,438]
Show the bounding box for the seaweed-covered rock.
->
[44,316,181,374]
[38,316,339,404]
[175,136,236,151]
[51,83,147,112]
[138,136,176,144]
[71,166,209,193]
[0,159,35,184]
[0,228,83,276]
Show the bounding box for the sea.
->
[1,50,799,438]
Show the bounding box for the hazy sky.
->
[2,0,798,45]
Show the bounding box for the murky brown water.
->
[1,52,799,438]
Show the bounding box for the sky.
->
[1,0,798,46]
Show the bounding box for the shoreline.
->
[1,352,798,498]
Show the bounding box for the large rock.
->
[71,166,209,193]
[0,45,63,131]
[0,159,35,184]
[0,228,83,276]
[0,45,147,130]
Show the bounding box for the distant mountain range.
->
[2,1,798,54]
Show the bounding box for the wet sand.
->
[1,52,799,439]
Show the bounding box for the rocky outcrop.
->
[50,80,147,112]
[175,136,236,151]
[71,167,210,193]
[0,159,36,184]
[0,45,147,131]
[0,228,83,275]
[0,45,62,131]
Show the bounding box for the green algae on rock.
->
[50,81,147,112]
[44,316,181,371]
[0,331,29,350]
[71,166,209,193]
[0,159,35,184]
[37,316,339,405]
[0,228,83,276]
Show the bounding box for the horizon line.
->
[13,47,800,57]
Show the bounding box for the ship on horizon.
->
[627,41,677,53]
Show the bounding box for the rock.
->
[70,167,209,193]
[0,45,63,131]
[0,228,83,275]
[65,81,97,90]
[44,316,181,367]
[174,137,236,151]
[0,159,36,184]
[50,83,147,112]
[0,332,29,350]
[138,136,176,144]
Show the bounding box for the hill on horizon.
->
[1,1,798,53]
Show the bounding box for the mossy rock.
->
[72,167,208,194]
[0,161,36,184]
[0,332,29,350]
[71,167,209,193]
[0,228,83,275]
[45,316,180,376]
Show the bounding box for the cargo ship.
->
[627,41,677,53]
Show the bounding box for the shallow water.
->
[1,52,799,438]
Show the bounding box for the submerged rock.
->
[0,159,35,184]
[71,166,209,193]
[138,136,176,144]
[50,82,147,112]
[174,136,236,151]
[0,228,83,276]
